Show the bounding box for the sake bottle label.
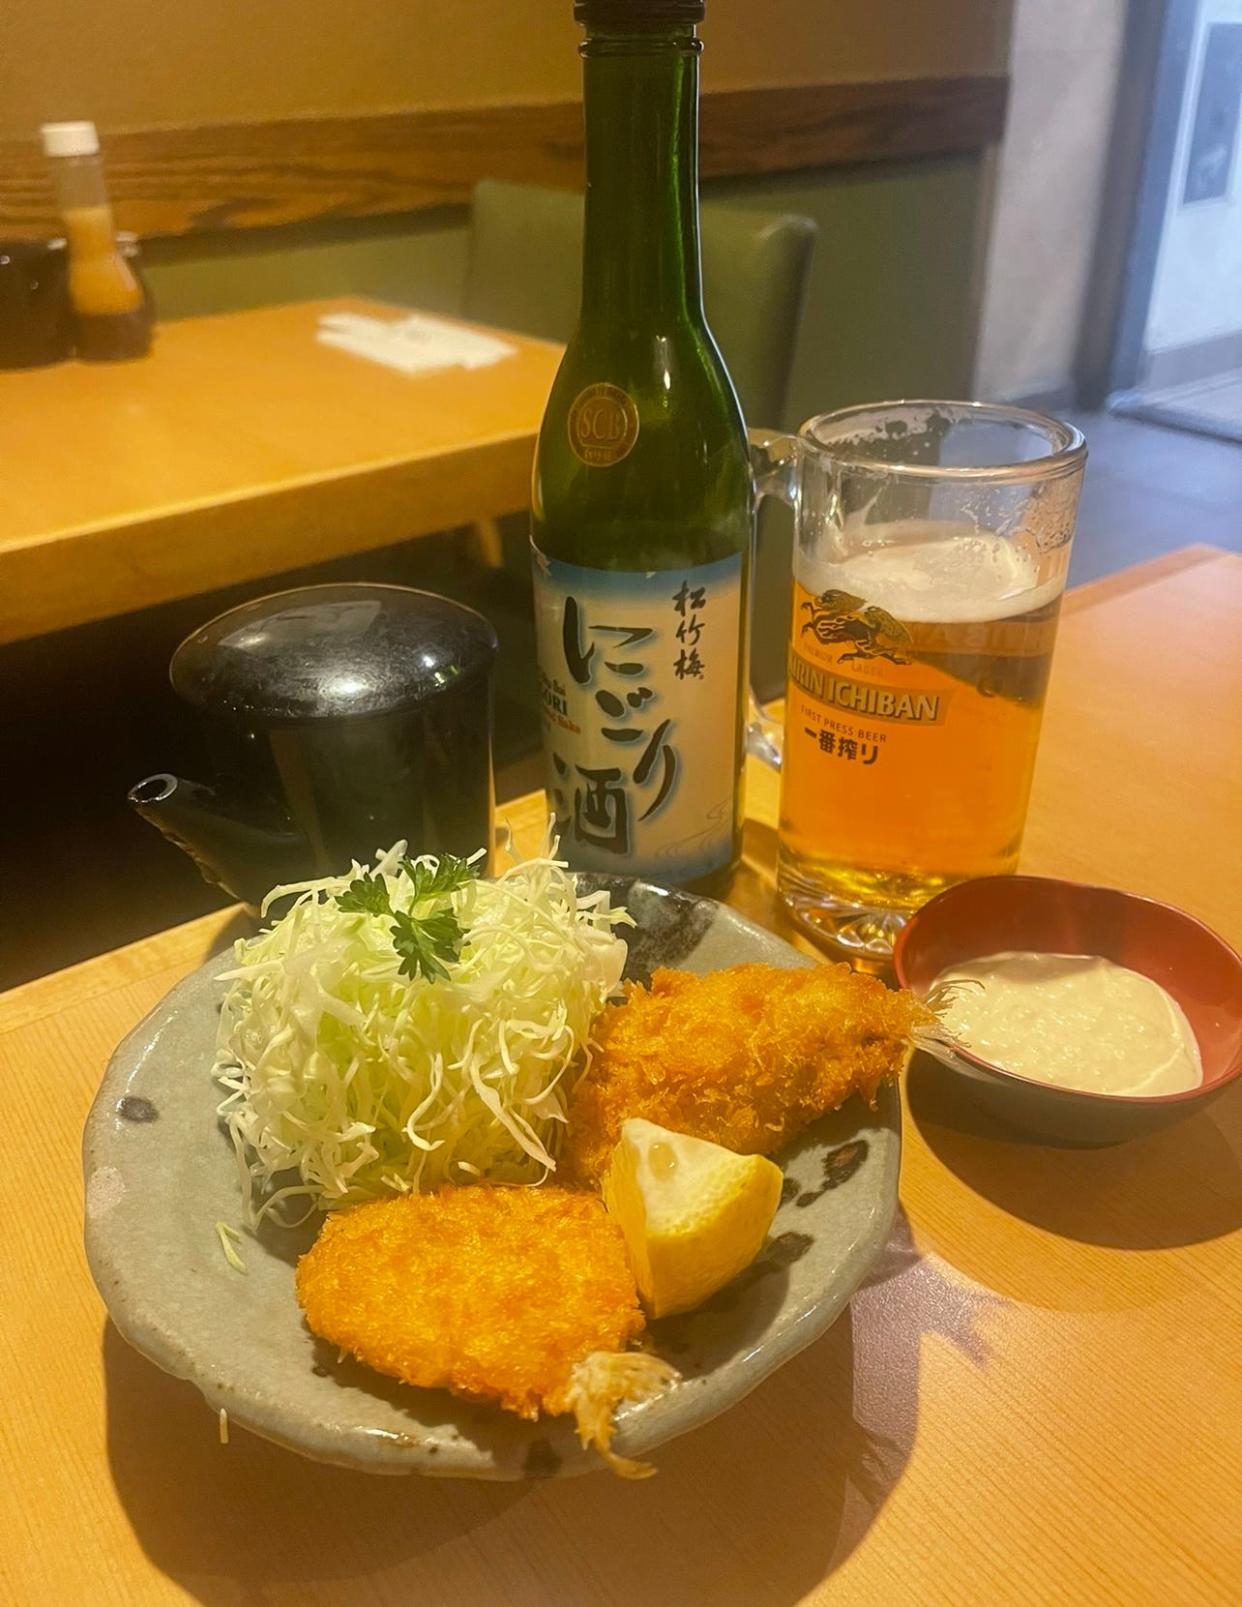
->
[532,545,742,882]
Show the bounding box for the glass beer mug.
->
[749,401,1087,959]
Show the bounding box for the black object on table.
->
[0,239,72,368]
[129,583,499,909]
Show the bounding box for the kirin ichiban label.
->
[788,582,950,726]
[567,384,640,467]
[532,547,742,882]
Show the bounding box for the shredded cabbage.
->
[215,1220,247,1273]
[214,839,630,1224]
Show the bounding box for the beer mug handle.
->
[746,428,799,770]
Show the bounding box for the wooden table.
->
[2,546,1239,1605]
[0,297,561,644]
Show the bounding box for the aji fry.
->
[562,961,931,1186]
[296,1183,676,1476]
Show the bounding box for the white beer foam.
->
[797,522,1064,624]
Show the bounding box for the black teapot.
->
[130,584,498,909]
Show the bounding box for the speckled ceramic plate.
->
[84,876,900,1479]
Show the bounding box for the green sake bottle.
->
[531,0,752,892]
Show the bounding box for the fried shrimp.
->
[563,962,932,1186]
[296,1185,677,1476]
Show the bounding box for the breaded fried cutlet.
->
[562,962,929,1187]
[296,1184,676,1475]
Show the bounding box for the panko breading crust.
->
[296,1185,645,1419]
[562,962,927,1186]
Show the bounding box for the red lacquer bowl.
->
[893,876,1242,1145]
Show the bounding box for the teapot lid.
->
[171,584,499,722]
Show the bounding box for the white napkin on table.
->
[316,311,516,375]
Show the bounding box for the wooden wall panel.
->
[0,76,1008,241]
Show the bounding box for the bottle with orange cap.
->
[41,120,151,361]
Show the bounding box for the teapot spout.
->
[128,774,311,912]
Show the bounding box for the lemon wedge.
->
[602,1118,784,1318]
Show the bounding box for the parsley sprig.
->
[400,854,477,903]
[335,874,392,917]
[335,853,478,981]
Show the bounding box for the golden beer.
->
[777,526,1064,950]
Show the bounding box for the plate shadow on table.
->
[102,1321,523,1602]
[529,1317,905,1605]
[527,1204,1002,1606]
[907,1052,1242,1252]
[103,1249,920,1607]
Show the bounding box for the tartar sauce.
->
[932,951,1202,1098]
